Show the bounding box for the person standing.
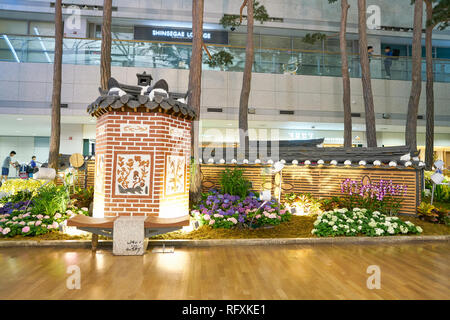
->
[1,151,16,183]
[368,46,374,62]
[28,156,37,178]
[384,46,393,79]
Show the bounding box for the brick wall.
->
[93,111,191,218]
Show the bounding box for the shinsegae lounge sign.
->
[134,26,229,44]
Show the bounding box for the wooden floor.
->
[0,243,448,300]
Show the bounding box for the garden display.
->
[284,192,323,216]
[192,168,291,229]
[191,189,290,229]
[417,202,449,225]
[311,208,423,237]
[0,180,90,238]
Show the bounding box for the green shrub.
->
[31,185,70,218]
[219,168,252,199]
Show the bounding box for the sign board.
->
[134,26,229,45]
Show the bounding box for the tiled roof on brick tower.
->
[87,73,196,120]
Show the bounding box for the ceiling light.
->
[16,118,23,121]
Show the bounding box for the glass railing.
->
[1,34,450,83]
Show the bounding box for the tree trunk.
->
[357,0,377,147]
[341,0,352,148]
[405,0,424,150]
[100,0,112,91]
[239,0,254,159]
[48,0,63,171]
[425,0,434,170]
[188,0,204,204]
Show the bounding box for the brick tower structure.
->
[87,75,196,218]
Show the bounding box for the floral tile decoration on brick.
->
[165,155,186,196]
[115,154,151,196]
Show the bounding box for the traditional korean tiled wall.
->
[93,111,191,218]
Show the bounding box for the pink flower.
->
[47,225,52,229]
[35,221,42,226]
[2,228,10,235]
[213,214,223,218]
[54,213,62,219]
[19,221,25,225]
[21,226,30,233]
[227,217,238,224]
[44,215,50,219]
[23,212,30,217]
[280,210,286,215]
[52,222,59,229]
[269,214,277,219]
[209,219,215,225]
[0,227,3,233]
[36,214,43,220]
[203,214,210,221]
[255,215,261,219]
[263,211,270,217]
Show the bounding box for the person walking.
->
[368,46,374,62]
[384,46,393,79]
[1,151,16,183]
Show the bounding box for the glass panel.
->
[0,34,449,83]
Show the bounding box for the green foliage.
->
[302,33,327,45]
[220,1,270,30]
[219,168,252,198]
[205,50,234,69]
[417,202,449,225]
[31,185,70,217]
[320,196,345,211]
[70,186,94,209]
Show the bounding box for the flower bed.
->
[0,200,88,237]
[0,179,45,197]
[311,208,423,237]
[191,190,291,229]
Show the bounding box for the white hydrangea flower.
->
[368,221,377,228]
[353,208,360,212]
[314,220,320,226]
[375,228,384,236]
[358,226,362,230]
[329,221,335,226]
[311,229,316,234]
[416,226,423,233]
[387,226,395,234]
[332,225,338,231]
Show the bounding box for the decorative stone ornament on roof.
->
[87,73,196,120]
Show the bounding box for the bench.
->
[67,215,190,250]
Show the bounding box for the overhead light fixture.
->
[16,118,23,121]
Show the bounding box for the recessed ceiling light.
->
[16,118,23,121]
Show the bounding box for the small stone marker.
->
[113,216,147,256]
